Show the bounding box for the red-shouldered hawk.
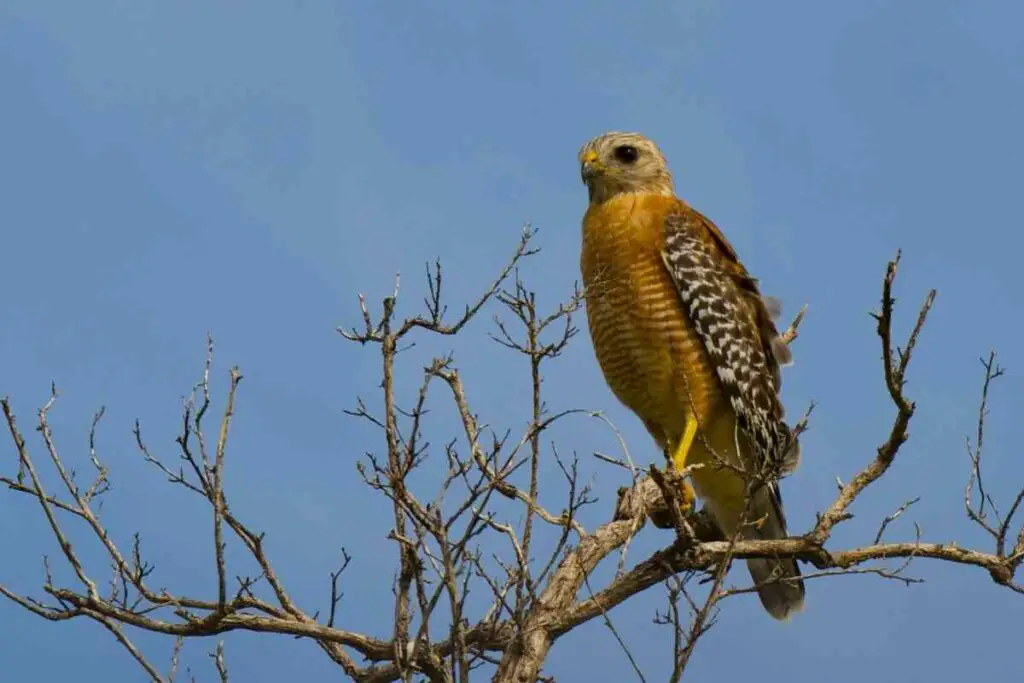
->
[578,131,805,619]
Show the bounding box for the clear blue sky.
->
[2,2,1022,681]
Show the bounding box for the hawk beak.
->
[580,150,601,184]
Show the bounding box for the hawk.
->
[578,131,805,619]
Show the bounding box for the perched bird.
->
[578,131,805,619]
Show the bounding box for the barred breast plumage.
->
[581,193,727,445]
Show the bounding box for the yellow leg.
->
[672,412,699,473]
[670,413,699,513]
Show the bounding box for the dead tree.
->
[1,227,1020,681]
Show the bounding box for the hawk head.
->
[579,132,675,204]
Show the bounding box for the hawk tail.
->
[745,485,805,620]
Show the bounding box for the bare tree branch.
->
[811,252,937,543]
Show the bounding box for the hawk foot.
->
[649,474,698,529]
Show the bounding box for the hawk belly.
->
[581,194,735,484]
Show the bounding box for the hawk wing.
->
[659,205,799,478]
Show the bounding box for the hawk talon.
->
[677,478,696,515]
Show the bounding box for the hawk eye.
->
[614,145,640,164]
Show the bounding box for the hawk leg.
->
[672,411,699,473]
[670,413,699,513]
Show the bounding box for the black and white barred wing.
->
[659,208,797,479]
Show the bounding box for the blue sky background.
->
[1,1,1022,681]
